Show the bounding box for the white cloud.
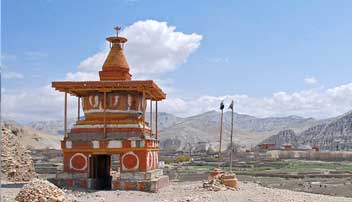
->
[122,20,202,75]
[158,98,188,115]
[66,71,98,81]
[2,71,24,79]
[304,77,318,84]
[159,83,352,118]
[2,85,77,122]
[76,49,108,73]
[3,82,352,122]
[67,20,202,80]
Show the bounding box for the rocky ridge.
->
[1,126,36,181]
[261,111,352,151]
[158,111,319,151]
[2,120,61,150]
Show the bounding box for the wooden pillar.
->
[150,99,153,135]
[142,91,146,135]
[77,97,81,121]
[155,101,158,140]
[103,92,107,137]
[64,91,67,138]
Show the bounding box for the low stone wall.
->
[55,172,89,189]
[112,175,169,192]
[112,169,168,192]
[266,150,352,161]
[54,169,169,192]
[239,172,352,178]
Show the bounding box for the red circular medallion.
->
[123,154,138,169]
[71,154,86,170]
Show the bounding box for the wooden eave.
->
[51,80,166,101]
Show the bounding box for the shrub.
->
[175,154,192,163]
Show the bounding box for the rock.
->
[47,197,57,202]
[15,179,67,202]
[203,169,239,191]
[57,195,65,202]
[222,178,238,189]
[39,196,47,202]
[1,126,36,182]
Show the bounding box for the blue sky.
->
[2,0,352,122]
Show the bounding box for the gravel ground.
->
[1,181,23,202]
[2,180,352,202]
[67,181,352,202]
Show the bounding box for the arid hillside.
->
[2,120,61,150]
[261,111,352,151]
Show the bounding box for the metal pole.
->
[218,108,224,168]
[64,91,67,138]
[230,104,234,172]
[142,91,146,136]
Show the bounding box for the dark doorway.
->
[90,155,112,190]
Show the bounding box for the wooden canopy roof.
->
[52,80,166,101]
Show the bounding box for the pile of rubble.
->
[15,179,67,202]
[1,126,36,181]
[203,168,238,191]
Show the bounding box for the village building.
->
[194,141,210,153]
[282,143,294,150]
[52,27,169,192]
[258,143,277,151]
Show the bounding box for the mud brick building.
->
[52,27,169,192]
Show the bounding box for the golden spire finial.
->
[100,25,131,81]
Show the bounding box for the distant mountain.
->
[1,120,61,150]
[260,111,352,151]
[231,113,317,134]
[158,111,264,151]
[29,118,76,135]
[145,112,185,131]
[27,110,321,151]
[180,110,318,134]
[299,111,352,151]
[259,129,299,147]
[29,112,183,135]
[158,111,319,151]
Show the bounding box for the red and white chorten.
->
[52,27,169,192]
